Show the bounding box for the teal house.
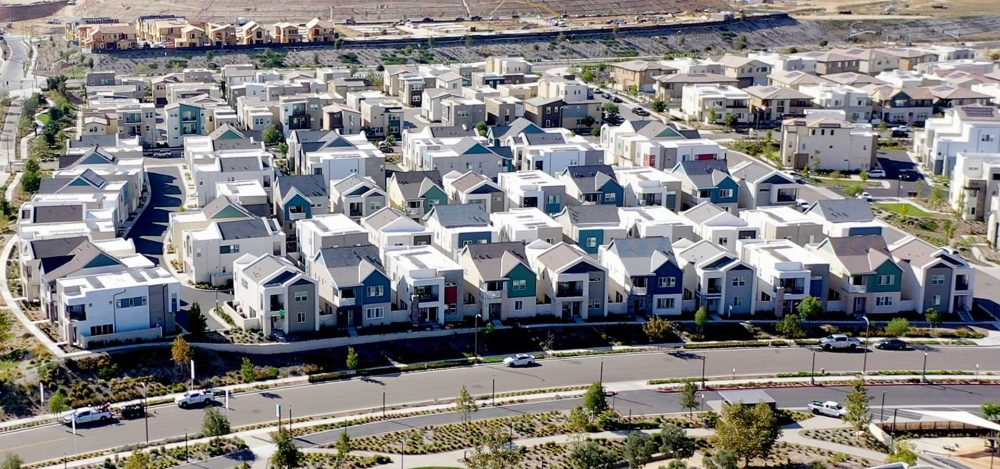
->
[458,242,538,321]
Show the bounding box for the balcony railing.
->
[556,287,584,298]
[632,286,647,296]
[705,285,722,295]
[844,284,867,294]
[482,290,503,300]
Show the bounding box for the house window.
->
[875,296,894,307]
[367,285,384,297]
[512,279,527,291]
[760,291,771,301]
[89,324,114,336]
[878,275,895,286]
[717,237,728,246]
[514,300,523,311]
[365,307,385,319]
[546,195,561,205]
[932,295,941,306]
[733,297,743,306]
[732,276,745,287]
[296,312,306,323]
[369,201,382,211]
[294,291,308,302]
[588,298,601,309]
[718,188,733,199]
[586,237,598,248]
[658,277,675,288]
[656,298,675,309]
[604,193,616,203]
[930,274,945,286]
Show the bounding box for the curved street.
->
[0,345,998,464]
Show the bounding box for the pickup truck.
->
[808,400,847,418]
[175,390,214,409]
[62,406,113,426]
[819,334,863,351]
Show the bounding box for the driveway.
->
[127,163,228,331]
[871,147,929,199]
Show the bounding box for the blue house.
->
[309,245,393,328]
[599,237,684,316]
[423,204,499,259]
[273,174,329,233]
[670,159,740,213]
[558,164,625,207]
[553,205,628,255]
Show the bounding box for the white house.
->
[618,206,697,241]
[490,208,563,244]
[182,217,286,286]
[360,207,433,253]
[192,149,275,206]
[680,84,749,125]
[295,213,369,269]
[383,245,467,324]
[914,106,1000,176]
[738,239,830,317]
[798,83,873,123]
[681,202,758,253]
[613,166,683,211]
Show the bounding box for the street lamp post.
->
[142,382,149,446]
[473,314,481,363]
[861,316,871,377]
[700,355,706,390]
[922,351,928,383]
[880,392,886,422]
[810,348,816,385]
[599,360,604,384]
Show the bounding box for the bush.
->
[884,318,911,337]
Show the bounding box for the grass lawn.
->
[876,203,933,218]
[37,113,50,125]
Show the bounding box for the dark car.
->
[610,96,623,103]
[118,403,146,420]
[898,170,922,182]
[875,338,908,350]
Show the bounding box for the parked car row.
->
[62,389,218,428]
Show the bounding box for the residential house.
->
[359,97,404,139]
[716,55,772,88]
[330,174,387,222]
[309,245,392,328]
[423,204,498,259]
[680,84,750,125]
[928,84,992,113]
[485,96,526,126]
[361,207,433,250]
[290,130,386,187]
[441,97,487,130]
[442,171,505,214]
[558,164,624,207]
[79,23,138,51]
[730,160,799,209]
[295,213,369,268]
[780,110,878,171]
[619,206,696,241]
[273,174,329,233]
[949,152,1000,221]
[889,236,974,314]
[599,237,683,317]
[165,98,237,147]
[553,205,628,255]
[804,199,884,237]
[497,170,566,214]
[304,17,337,42]
[654,73,738,103]
[167,195,257,263]
[670,159,740,212]
[490,208,563,244]
[682,202,758,253]
[798,83,873,123]
[191,149,274,206]
[524,240,608,319]
[674,239,756,316]
[739,206,825,246]
[600,119,723,170]
[767,70,829,90]
[386,170,448,221]
[610,60,677,93]
[231,254,318,335]
[743,85,814,126]
[862,85,934,125]
[739,239,829,317]
[504,127,603,175]
[458,242,538,320]
[522,97,564,129]
[182,218,286,286]
[810,235,903,315]
[321,104,363,135]
[613,166,683,211]
[383,245,466,324]
[914,106,1000,176]
[401,125,478,171]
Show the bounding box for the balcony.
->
[844,283,867,294]
[955,276,969,291]
[482,290,503,300]
[632,287,647,296]
[705,280,722,295]
[556,282,584,298]
[289,212,307,221]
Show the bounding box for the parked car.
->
[63,406,113,426]
[819,334,863,351]
[632,106,649,116]
[857,192,873,202]
[795,199,812,211]
[118,403,146,420]
[875,338,908,350]
[867,168,886,178]
[502,354,536,367]
[898,169,921,182]
[808,400,847,418]
[610,95,623,103]
[175,390,215,408]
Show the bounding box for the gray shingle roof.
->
[807,199,874,223]
[30,236,89,260]
[463,242,529,279]
[219,156,263,173]
[562,165,617,193]
[316,245,383,289]
[362,207,408,231]
[277,174,327,200]
[32,205,84,224]
[450,172,494,194]
[217,218,270,240]
[673,159,730,189]
[564,204,620,225]
[392,170,443,200]
[824,235,891,274]
[425,203,490,228]
[605,237,675,276]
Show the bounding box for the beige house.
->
[654,73,737,102]
[206,23,236,46]
[271,22,302,43]
[80,23,137,51]
[780,112,878,171]
[610,60,676,93]
[173,24,206,48]
[236,21,268,45]
[305,18,337,42]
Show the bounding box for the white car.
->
[502,354,536,367]
[858,192,873,202]
[808,400,847,418]
[62,407,113,426]
[819,334,863,351]
[867,168,886,178]
[175,390,214,408]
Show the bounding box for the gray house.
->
[232,254,318,336]
[330,174,387,222]
[674,239,756,316]
[309,244,393,329]
[273,174,329,233]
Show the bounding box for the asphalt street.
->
[1,35,32,167]
[3,346,999,464]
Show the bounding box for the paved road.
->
[125,163,229,331]
[1,35,33,168]
[3,346,999,464]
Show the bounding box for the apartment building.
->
[798,83,873,123]
[739,239,829,317]
[780,111,878,171]
[914,106,1000,176]
[680,84,750,125]
[949,152,1000,221]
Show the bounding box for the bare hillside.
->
[71,0,730,23]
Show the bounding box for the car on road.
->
[609,95,623,103]
[175,390,215,408]
[63,406,113,426]
[875,338,909,350]
[868,168,886,178]
[503,354,536,367]
[819,334,863,351]
[632,106,649,116]
[890,125,911,137]
[808,400,847,418]
[118,403,146,420]
[857,192,873,202]
[795,199,811,211]
[898,169,922,182]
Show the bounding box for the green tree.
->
[928,185,945,208]
[262,124,284,146]
[860,169,869,182]
[884,318,911,337]
[202,407,231,437]
[887,441,917,465]
[659,423,695,459]
[569,441,618,469]
[270,430,301,468]
[724,113,738,129]
[679,382,699,417]
[455,385,478,431]
[603,102,620,118]
[651,98,667,113]
[819,39,828,47]
[20,170,41,194]
[0,453,22,469]
[475,121,488,137]
[707,109,718,124]
[694,307,709,333]
[623,432,656,468]
[240,357,256,383]
[188,302,207,335]
[844,378,872,433]
[171,335,193,366]
[666,460,688,469]
[566,406,591,435]
[465,424,523,469]
[845,183,864,198]
[582,382,609,417]
[797,295,823,320]
[334,431,352,467]
[703,449,739,469]
[123,451,151,469]
[580,69,596,83]
[643,316,675,343]
[924,308,942,329]
[713,402,781,468]
[776,313,805,339]
[982,402,1000,421]
[346,346,359,371]
[48,389,69,414]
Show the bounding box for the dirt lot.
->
[776,0,1000,16]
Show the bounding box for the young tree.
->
[884,318,911,337]
[707,109,718,124]
[659,423,695,459]
[643,316,675,343]
[48,389,69,414]
[240,357,256,383]
[776,314,805,339]
[270,430,301,468]
[844,377,872,433]
[0,453,21,469]
[924,308,942,329]
[651,98,667,113]
[887,441,918,465]
[455,385,478,431]
[171,336,193,367]
[603,102,620,118]
[797,295,823,320]
[860,169,869,182]
[724,113,738,129]
[465,424,523,469]
[262,124,284,146]
[679,382,699,417]
[475,121,488,137]
[982,402,1000,421]
[188,302,207,336]
[713,402,781,468]
[845,183,864,198]
[202,407,231,437]
[123,451,151,469]
[666,460,688,469]
[623,432,656,468]
[569,441,618,469]
[694,306,709,333]
[582,382,609,417]
[703,449,739,469]
[345,346,359,371]
[334,430,353,467]
[566,406,591,436]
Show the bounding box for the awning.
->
[904,410,1000,432]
